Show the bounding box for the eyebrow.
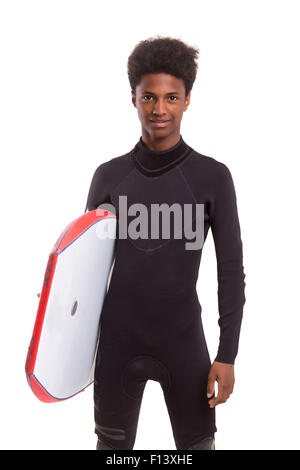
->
[142,90,180,95]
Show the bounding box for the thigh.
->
[162,315,217,449]
[93,332,146,450]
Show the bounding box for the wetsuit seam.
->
[124,152,199,253]
[121,355,172,400]
[133,147,192,175]
[110,163,136,207]
[130,146,194,178]
[176,163,198,205]
[126,233,179,253]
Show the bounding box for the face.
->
[131,73,191,141]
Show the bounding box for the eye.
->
[168,96,178,101]
[143,95,153,101]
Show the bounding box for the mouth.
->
[150,120,170,128]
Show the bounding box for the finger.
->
[216,380,228,405]
[209,381,223,407]
[208,398,217,408]
[220,381,234,400]
[209,385,231,408]
[208,380,219,407]
[207,375,215,398]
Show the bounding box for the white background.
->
[1,0,299,450]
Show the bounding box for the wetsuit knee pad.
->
[96,438,114,450]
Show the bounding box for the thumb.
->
[207,374,215,398]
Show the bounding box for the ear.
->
[184,91,191,111]
[131,91,136,108]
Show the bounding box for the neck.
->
[131,134,192,177]
[141,130,181,151]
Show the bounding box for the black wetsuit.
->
[85,135,246,450]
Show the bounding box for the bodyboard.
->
[25,208,117,402]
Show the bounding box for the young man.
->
[86,36,246,451]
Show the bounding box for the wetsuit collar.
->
[131,134,192,177]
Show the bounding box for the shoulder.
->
[182,148,233,187]
[85,151,134,211]
[92,152,134,179]
[188,148,231,174]
[89,152,135,192]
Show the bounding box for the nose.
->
[153,97,167,116]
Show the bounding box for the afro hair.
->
[127,35,200,97]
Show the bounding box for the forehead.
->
[137,73,185,94]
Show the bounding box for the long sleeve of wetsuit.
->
[209,163,246,365]
[85,163,111,212]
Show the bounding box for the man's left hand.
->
[206,361,235,408]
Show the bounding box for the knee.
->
[187,436,215,450]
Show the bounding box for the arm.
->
[85,163,112,212]
[207,162,246,406]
